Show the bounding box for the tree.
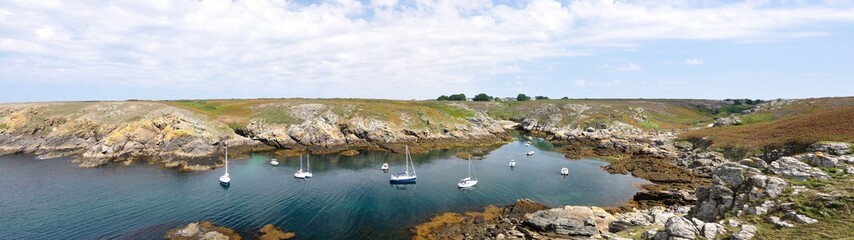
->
[745,99,755,105]
[473,93,493,101]
[448,93,467,101]
[535,96,549,100]
[733,99,742,105]
[437,95,449,101]
[516,94,531,101]
[561,97,569,100]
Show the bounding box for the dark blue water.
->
[0,138,648,239]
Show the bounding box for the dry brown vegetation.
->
[680,106,854,152]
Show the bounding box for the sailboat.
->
[294,155,307,179]
[219,141,230,186]
[304,154,313,178]
[458,155,478,188]
[390,145,416,184]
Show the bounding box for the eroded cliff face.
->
[0,102,246,169]
[0,101,516,168]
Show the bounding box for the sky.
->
[1,0,853,102]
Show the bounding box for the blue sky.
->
[1,0,853,102]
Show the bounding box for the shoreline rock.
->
[164,222,295,240]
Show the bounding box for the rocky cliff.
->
[0,100,516,169]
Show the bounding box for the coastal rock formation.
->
[0,103,252,169]
[164,221,242,240]
[0,101,512,169]
[165,222,295,240]
[808,142,852,155]
[689,162,789,222]
[524,206,614,237]
[768,157,830,180]
[413,199,550,240]
[712,116,741,127]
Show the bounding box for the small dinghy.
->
[509,159,516,168]
[270,158,279,166]
[381,163,389,172]
[560,167,569,176]
[526,151,535,156]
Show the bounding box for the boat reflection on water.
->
[389,182,416,190]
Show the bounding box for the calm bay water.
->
[0,138,648,239]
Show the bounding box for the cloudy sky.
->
[1,0,853,102]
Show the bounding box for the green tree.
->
[473,93,493,101]
[516,94,531,101]
[561,96,569,100]
[437,95,449,101]
[535,96,549,100]
[448,93,467,101]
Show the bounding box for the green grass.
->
[0,122,6,130]
[255,108,301,125]
[741,113,775,125]
[425,103,476,118]
[753,175,854,240]
[638,120,660,130]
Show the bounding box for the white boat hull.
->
[294,171,307,179]
[560,168,569,175]
[458,179,478,188]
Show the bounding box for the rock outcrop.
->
[0,101,513,169]
[164,221,242,240]
[690,162,789,222]
[808,142,852,155]
[524,206,615,237]
[769,157,830,180]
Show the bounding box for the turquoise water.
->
[0,138,648,239]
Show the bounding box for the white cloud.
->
[615,63,643,72]
[0,0,853,99]
[684,58,704,66]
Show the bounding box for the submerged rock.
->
[164,221,241,240]
[257,224,295,240]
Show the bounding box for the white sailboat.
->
[458,155,478,188]
[304,154,313,178]
[294,155,307,179]
[390,145,416,183]
[219,141,230,186]
[270,158,279,166]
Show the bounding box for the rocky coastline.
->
[0,101,514,170]
[413,141,854,239]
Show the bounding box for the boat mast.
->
[307,154,311,173]
[224,141,228,175]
